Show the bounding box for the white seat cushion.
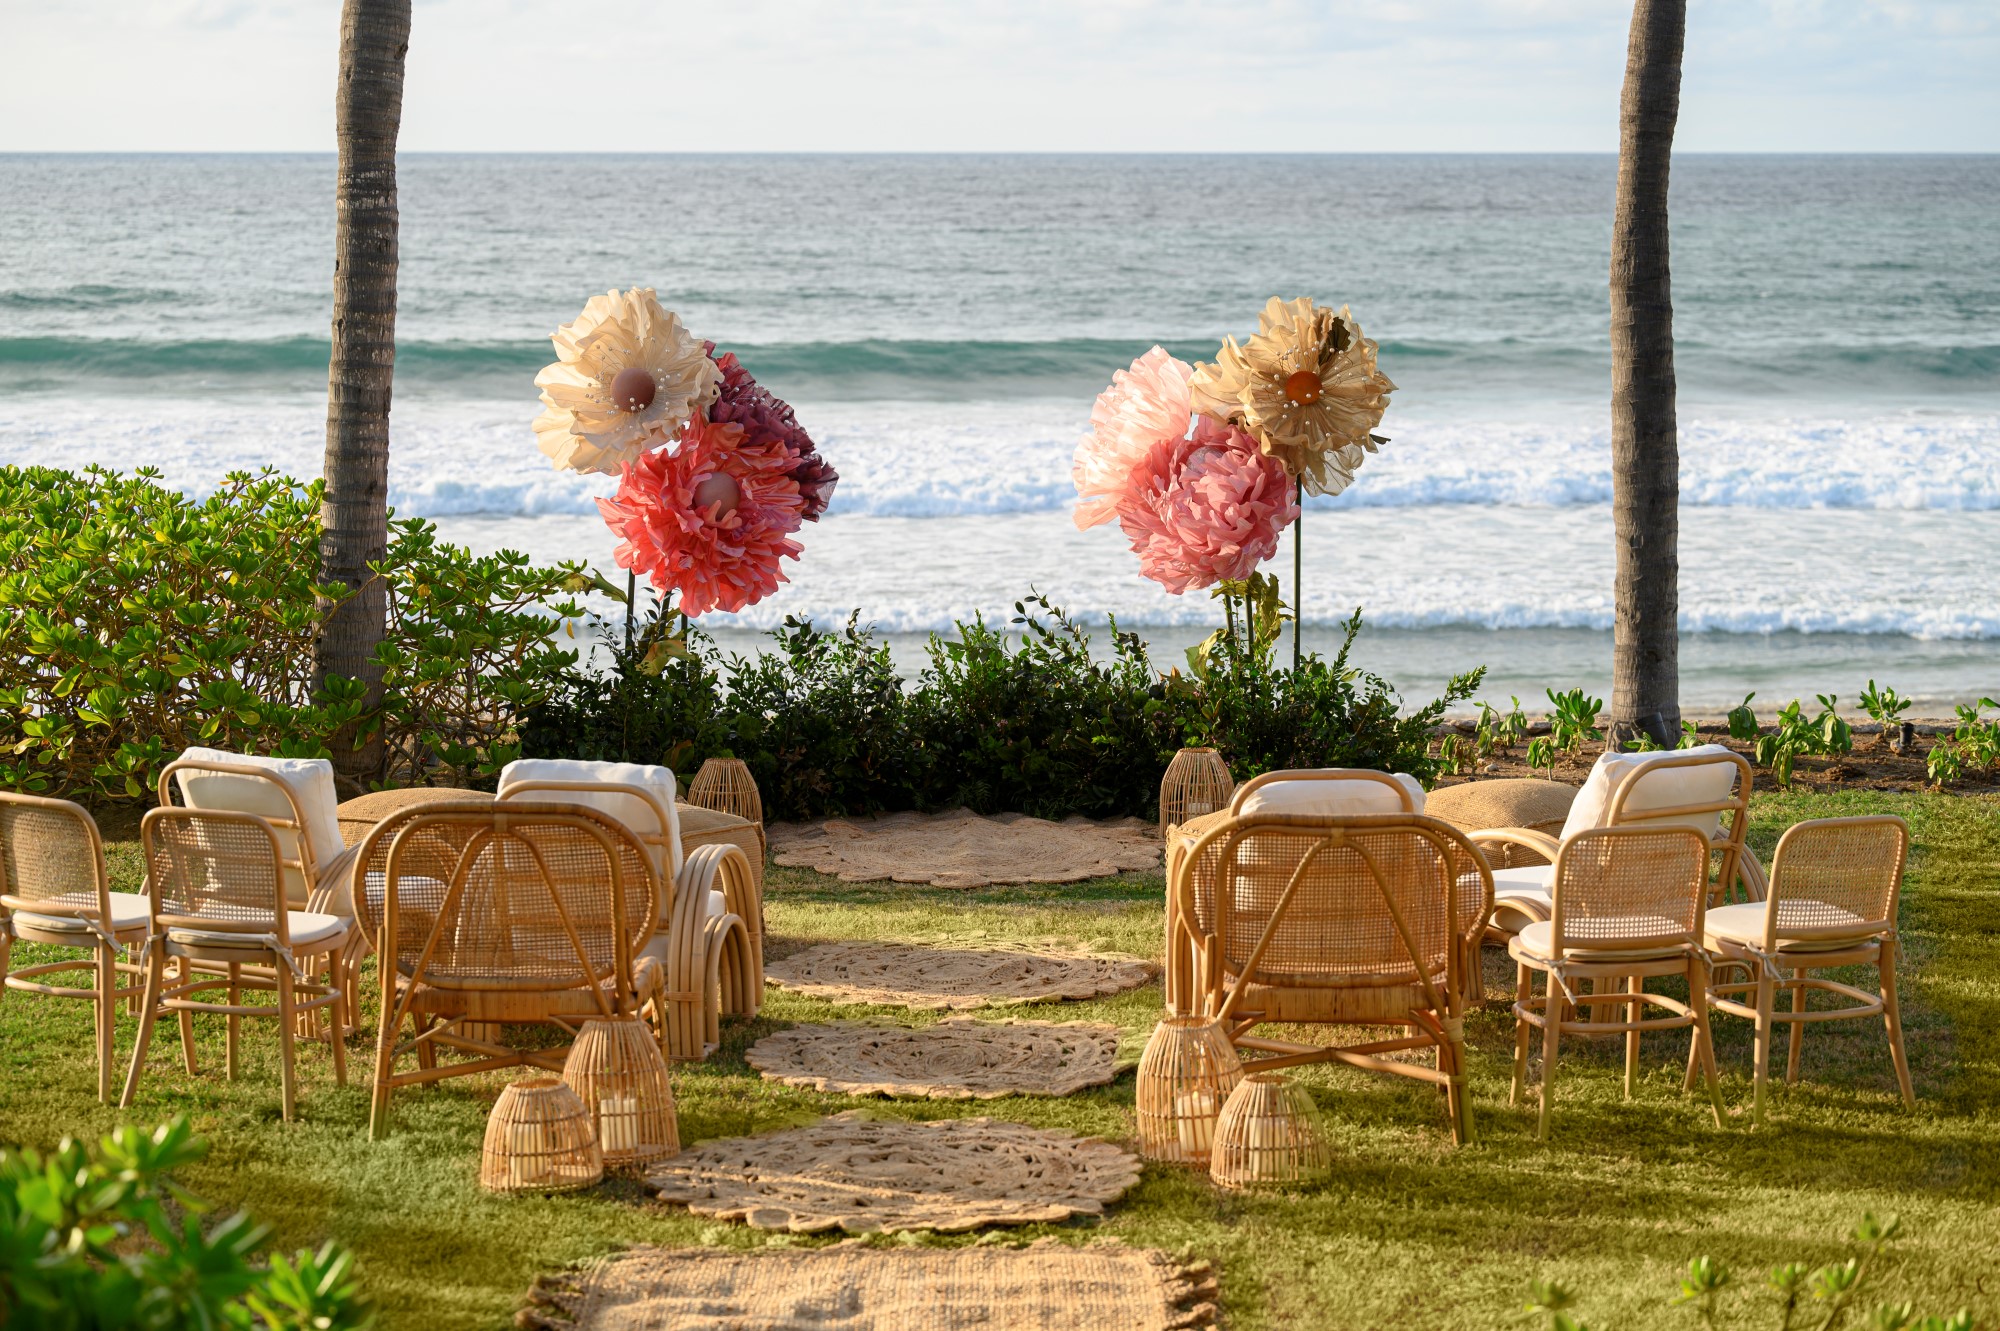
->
[9,891,151,935]
[1236,771,1425,818]
[1704,901,1875,953]
[1491,864,1553,900]
[498,758,684,881]
[175,747,346,909]
[1560,745,1739,842]
[706,888,727,920]
[168,910,348,951]
[1515,917,1689,962]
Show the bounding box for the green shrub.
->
[0,1115,371,1329]
[0,466,585,800]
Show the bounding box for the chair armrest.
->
[1465,827,1562,860]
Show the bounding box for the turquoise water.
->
[2,153,1996,712]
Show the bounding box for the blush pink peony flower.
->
[1072,346,1196,531]
[1115,416,1299,595]
[596,415,806,617]
[705,344,838,521]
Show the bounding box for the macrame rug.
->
[519,1239,1219,1331]
[645,1112,1143,1234]
[745,1019,1124,1099]
[764,939,1157,1010]
[769,808,1159,887]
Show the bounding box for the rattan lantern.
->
[1209,1073,1332,1190]
[1159,747,1234,837]
[1135,1015,1244,1164]
[688,757,764,827]
[480,1077,603,1194]
[562,1016,680,1167]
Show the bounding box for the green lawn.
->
[4,790,1996,1329]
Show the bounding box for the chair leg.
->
[1880,944,1916,1108]
[120,945,166,1109]
[174,959,198,1075]
[369,992,401,1141]
[96,944,117,1104]
[275,963,299,1123]
[1624,975,1642,1100]
[1785,966,1807,1085]
[1538,995,1562,1142]
[226,962,241,1081]
[1688,958,1727,1128]
[327,954,349,1088]
[1510,962,1533,1107]
[1751,967,1776,1128]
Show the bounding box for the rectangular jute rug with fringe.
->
[519,1239,1218,1330]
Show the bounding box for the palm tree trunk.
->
[317,0,410,787]
[1609,0,1685,750]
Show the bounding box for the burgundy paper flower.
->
[706,344,838,521]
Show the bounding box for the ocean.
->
[2,153,1996,715]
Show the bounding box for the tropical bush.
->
[0,1115,371,1329]
[0,466,584,800]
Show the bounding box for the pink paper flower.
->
[705,344,838,521]
[1072,346,1196,531]
[1115,417,1299,595]
[596,415,806,617]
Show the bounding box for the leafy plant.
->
[0,1115,372,1329]
[1436,732,1467,774]
[1815,694,1855,757]
[1545,687,1604,756]
[1629,718,1703,754]
[1728,692,1761,742]
[1527,736,1557,778]
[1858,680,1912,731]
[1925,698,2000,787]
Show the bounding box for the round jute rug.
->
[769,808,1159,887]
[645,1113,1143,1234]
[744,1019,1124,1099]
[763,939,1158,1010]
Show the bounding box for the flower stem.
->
[1293,476,1303,670]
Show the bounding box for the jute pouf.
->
[745,1019,1123,1100]
[335,786,493,848]
[1424,778,1579,867]
[764,939,1157,1011]
[519,1239,1220,1331]
[769,808,1159,888]
[645,1113,1143,1234]
[676,804,766,889]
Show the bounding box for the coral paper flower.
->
[1115,417,1299,595]
[534,288,721,475]
[595,415,805,617]
[1190,297,1396,497]
[1073,346,1197,531]
[706,345,839,521]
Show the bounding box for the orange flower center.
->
[1282,369,1323,406]
[610,366,657,412]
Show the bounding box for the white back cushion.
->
[497,759,684,882]
[1236,771,1425,819]
[175,748,344,908]
[1559,744,1739,843]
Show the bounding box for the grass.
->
[4,790,1997,1329]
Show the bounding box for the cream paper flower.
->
[533,288,721,474]
[1190,297,1396,496]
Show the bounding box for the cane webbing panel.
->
[1550,828,1708,950]
[0,799,101,908]
[1767,819,1905,936]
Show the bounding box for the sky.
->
[3,0,1995,153]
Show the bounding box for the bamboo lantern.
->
[562,1016,680,1167]
[1159,747,1234,837]
[480,1077,604,1194]
[1209,1073,1332,1191]
[688,757,764,827]
[1135,1015,1244,1164]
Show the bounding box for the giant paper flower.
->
[705,345,838,521]
[534,288,721,475]
[1073,346,1198,530]
[1190,297,1396,497]
[595,415,805,616]
[1115,416,1299,595]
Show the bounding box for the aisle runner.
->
[746,1019,1123,1099]
[764,939,1157,1010]
[771,809,1159,887]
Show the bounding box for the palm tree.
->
[1609,0,1686,750]
[317,0,411,787]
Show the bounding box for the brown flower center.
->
[692,471,741,519]
[610,366,657,412]
[1282,369,1323,406]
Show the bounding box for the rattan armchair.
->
[1700,815,1914,1126]
[0,792,150,1102]
[120,807,353,1121]
[354,802,663,1138]
[1507,825,1728,1141]
[1172,805,1491,1145]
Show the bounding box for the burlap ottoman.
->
[336,786,493,848]
[678,804,766,889]
[1424,778,1578,867]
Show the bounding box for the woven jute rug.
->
[645,1112,1143,1234]
[764,939,1157,1011]
[769,808,1159,887]
[745,1019,1124,1099]
[519,1239,1219,1331]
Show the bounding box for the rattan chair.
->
[0,792,150,1102]
[496,759,760,1060]
[1700,816,1914,1126]
[354,802,663,1138]
[1507,825,1727,1141]
[120,807,353,1121]
[1173,803,1491,1145]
